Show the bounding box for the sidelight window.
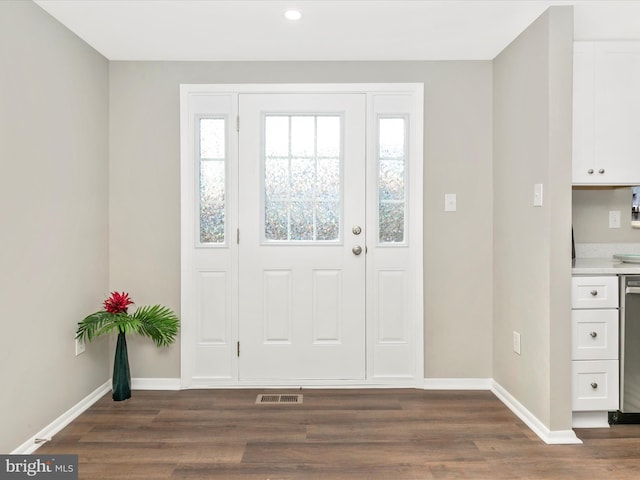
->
[378,116,407,244]
[198,117,226,244]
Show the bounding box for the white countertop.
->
[572,257,640,275]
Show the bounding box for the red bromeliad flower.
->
[103,291,133,314]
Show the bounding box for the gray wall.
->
[109,61,494,379]
[573,188,640,243]
[493,7,573,430]
[0,1,110,452]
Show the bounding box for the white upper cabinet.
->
[573,42,640,185]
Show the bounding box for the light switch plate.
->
[609,210,621,229]
[513,331,521,355]
[444,193,457,212]
[533,184,543,207]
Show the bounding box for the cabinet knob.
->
[587,169,594,174]
[590,382,598,389]
[590,290,598,296]
[589,331,598,338]
[598,168,605,174]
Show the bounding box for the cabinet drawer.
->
[572,276,619,309]
[572,360,619,411]
[572,309,619,360]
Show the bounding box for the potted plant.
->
[76,291,179,401]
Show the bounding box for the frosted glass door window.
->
[378,117,407,243]
[264,115,341,241]
[199,118,226,244]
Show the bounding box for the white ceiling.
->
[33,0,640,61]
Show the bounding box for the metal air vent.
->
[255,394,303,404]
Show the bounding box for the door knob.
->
[352,245,363,256]
[590,331,598,338]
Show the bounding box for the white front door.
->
[180,84,424,388]
[238,93,366,380]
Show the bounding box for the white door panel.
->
[238,93,366,380]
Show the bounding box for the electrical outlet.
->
[513,331,521,355]
[75,338,86,356]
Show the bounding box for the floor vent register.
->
[255,394,303,404]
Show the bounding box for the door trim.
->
[180,83,424,388]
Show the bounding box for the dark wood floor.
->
[37,388,640,479]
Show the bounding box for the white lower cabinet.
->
[571,276,619,426]
[572,360,619,411]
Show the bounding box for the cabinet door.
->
[593,42,640,185]
[572,42,596,184]
[573,41,640,185]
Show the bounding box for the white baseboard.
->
[423,377,493,390]
[11,378,180,454]
[423,377,581,444]
[491,380,582,445]
[12,380,111,454]
[132,377,181,390]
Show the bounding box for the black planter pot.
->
[112,331,131,401]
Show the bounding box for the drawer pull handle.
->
[591,382,598,389]
[590,331,598,338]
[590,290,598,296]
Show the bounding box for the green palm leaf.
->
[76,304,179,347]
[130,305,180,347]
[76,311,144,340]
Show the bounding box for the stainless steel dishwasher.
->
[620,275,640,414]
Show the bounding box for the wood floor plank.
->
[77,423,308,444]
[242,440,483,464]
[307,421,530,443]
[34,389,640,479]
[171,463,439,480]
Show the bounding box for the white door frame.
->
[180,83,424,388]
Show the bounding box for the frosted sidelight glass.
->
[200,118,225,159]
[379,118,405,158]
[264,115,342,242]
[378,117,406,243]
[199,118,226,244]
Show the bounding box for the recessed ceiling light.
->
[284,9,302,21]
